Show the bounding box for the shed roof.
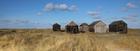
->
[110,20,127,25]
[80,23,88,26]
[67,21,78,26]
[53,23,60,26]
[89,20,102,26]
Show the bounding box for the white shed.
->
[89,20,107,33]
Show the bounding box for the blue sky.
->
[0,0,140,28]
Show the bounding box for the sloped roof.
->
[53,23,60,26]
[67,21,78,26]
[80,23,88,26]
[89,20,102,26]
[110,20,127,25]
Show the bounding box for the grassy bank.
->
[0,29,140,51]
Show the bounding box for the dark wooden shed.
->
[65,21,79,33]
[79,23,89,33]
[109,20,127,33]
[52,23,61,31]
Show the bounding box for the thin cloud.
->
[15,20,30,24]
[122,14,139,22]
[122,2,137,12]
[0,19,31,24]
[37,12,42,16]
[87,11,100,19]
[127,2,136,8]
[0,20,11,23]
[56,4,68,11]
[44,3,54,11]
[69,5,78,11]
[44,3,77,12]
[87,7,102,19]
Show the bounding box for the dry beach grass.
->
[0,29,140,51]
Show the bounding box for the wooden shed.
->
[109,20,127,33]
[89,20,107,33]
[52,23,61,31]
[79,23,89,33]
[65,21,79,33]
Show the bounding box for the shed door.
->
[95,26,102,33]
